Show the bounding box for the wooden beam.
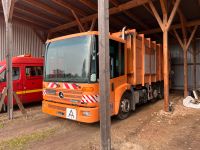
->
[32,28,47,43]
[90,18,96,31]
[173,29,184,48]
[192,40,197,90]
[141,19,200,34]
[148,0,164,31]
[166,0,181,30]
[23,0,73,21]
[14,5,60,26]
[79,0,97,11]
[110,0,149,29]
[1,0,15,22]
[71,10,85,32]
[52,0,87,17]
[49,0,149,33]
[160,0,167,15]
[98,0,111,149]
[186,25,198,50]
[1,0,15,120]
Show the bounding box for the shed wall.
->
[0,19,44,61]
[170,39,200,90]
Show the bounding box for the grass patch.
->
[0,123,3,129]
[0,127,57,150]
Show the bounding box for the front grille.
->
[48,104,66,111]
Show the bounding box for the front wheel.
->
[116,92,131,120]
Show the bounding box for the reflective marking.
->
[16,89,42,95]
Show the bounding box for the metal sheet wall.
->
[0,19,45,61]
[170,39,200,90]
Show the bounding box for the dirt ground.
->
[0,93,199,150]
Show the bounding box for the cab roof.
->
[0,56,43,65]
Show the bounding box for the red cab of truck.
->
[0,55,43,108]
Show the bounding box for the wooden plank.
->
[71,10,85,32]
[24,0,73,21]
[13,92,27,116]
[79,0,97,11]
[14,6,60,26]
[32,29,47,44]
[0,88,7,112]
[49,0,149,33]
[186,25,198,50]
[141,19,200,34]
[173,29,184,49]
[98,0,111,149]
[160,0,167,15]
[183,48,188,97]
[90,18,96,31]
[1,0,15,22]
[148,0,164,31]
[192,41,197,90]
[52,0,87,17]
[110,0,149,29]
[166,0,181,30]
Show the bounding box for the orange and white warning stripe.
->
[81,95,99,103]
[63,83,80,90]
[48,82,57,88]
[43,90,47,96]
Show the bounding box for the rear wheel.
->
[117,92,131,120]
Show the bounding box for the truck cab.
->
[0,55,43,109]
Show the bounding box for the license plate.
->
[66,108,77,120]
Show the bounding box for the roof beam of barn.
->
[49,0,149,33]
[22,0,74,21]
[14,5,61,26]
[141,19,200,34]
[110,0,149,30]
[52,0,87,17]
[79,0,97,11]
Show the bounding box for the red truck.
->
[0,55,43,110]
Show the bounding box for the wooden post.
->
[174,25,198,97]
[183,47,188,97]
[149,0,180,111]
[192,40,196,90]
[98,0,111,149]
[2,0,15,119]
[163,13,169,111]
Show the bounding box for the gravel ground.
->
[0,93,199,150]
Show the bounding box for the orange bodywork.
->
[42,30,163,123]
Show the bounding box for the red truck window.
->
[0,67,20,81]
[26,66,43,77]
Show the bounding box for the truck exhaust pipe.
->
[122,26,126,40]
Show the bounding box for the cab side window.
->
[26,66,43,77]
[0,70,6,82]
[0,67,20,81]
[110,40,125,78]
[13,68,20,80]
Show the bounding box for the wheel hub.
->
[121,99,130,113]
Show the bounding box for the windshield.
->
[45,35,92,83]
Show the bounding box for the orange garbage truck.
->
[42,29,163,123]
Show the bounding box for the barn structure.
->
[0,0,200,149]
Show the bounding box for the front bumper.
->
[42,100,99,123]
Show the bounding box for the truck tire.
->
[117,92,131,120]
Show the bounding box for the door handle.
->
[111,83,114,91]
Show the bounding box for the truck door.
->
[13,65,24,105]
[0,66,23,105]
[0,68,6,93]
[24,65,43,103]
[109,40,126,114]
